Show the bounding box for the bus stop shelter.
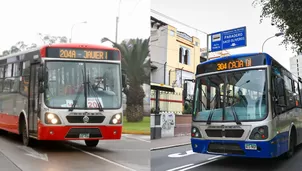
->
[150,83,175,139]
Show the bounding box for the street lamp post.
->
[70,21,87,43]
[262,32,284,52]
[115,0,122,43]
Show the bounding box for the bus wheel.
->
[85,140,99,147]
[285,131,296,159]
[21,120,30,146]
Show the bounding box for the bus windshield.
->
[44,61,121,109]
[193,69,267,122]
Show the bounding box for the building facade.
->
[150,16,201,113]
[289,53,302,77]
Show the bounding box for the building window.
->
[170,30,175,36]
[195,41,199,46]
[179,47,183,63]
[179,47,190,65]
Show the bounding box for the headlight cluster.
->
[109,113,122,124]
[249,126,268,140]
[192,126,202,138]
[45,112,62,124]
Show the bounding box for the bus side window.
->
[272,74,286,115]
[283,76,295,110]
[299,81,302,107]
[294,81,301,107]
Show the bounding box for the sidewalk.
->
[0,152,21,171]
[151,135,191,150]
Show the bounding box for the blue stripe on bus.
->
[191,131,289,158]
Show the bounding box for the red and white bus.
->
[0,43,125,147]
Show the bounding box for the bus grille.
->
[208,143,245,155]
[205,129,244,138]
[66,116,105,123]
[65,128,102,138]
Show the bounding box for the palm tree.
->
[101,37,150,122]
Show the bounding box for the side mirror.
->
[38,67,44,82]
[122,74,127,88]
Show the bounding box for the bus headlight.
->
[191,126,202,138]
[249,126,268,140]
[110,113,122,124]
[45,112,62,125]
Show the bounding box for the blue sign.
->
[210,26,247,52]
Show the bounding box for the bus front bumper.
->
[37,122,122,140]
[191,136,289,158]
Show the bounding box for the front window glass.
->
[44,61,121,109]
[193,69,267,122]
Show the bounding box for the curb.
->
[151,142,191,151]
[122,131,150,135]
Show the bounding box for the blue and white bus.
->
[188,53,302,158]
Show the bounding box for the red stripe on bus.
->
[150,98,183,103]
[0,113,19,134]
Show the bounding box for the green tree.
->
[102,37,150,122]
[253,0,302,52]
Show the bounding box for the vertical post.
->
[180,67,184,88]
[163,62,167,84]
[115,16,119,43]
[206,34,209,60]
[151,89,161,139]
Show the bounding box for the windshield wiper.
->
[229,104,241,125]
[87,72,104,111]
[206,93,218,125]
[69,69,85,111]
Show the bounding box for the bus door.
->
[28,63,40,136]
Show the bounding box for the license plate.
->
[245,143,257,150]
[79,133,90,138]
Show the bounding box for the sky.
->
[151,0,296,70]
[0,0,150,52]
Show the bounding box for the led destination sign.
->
[46,48,119,60]
[196,54,267,74]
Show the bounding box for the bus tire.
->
[285,129,296,159]
[21,119,31,146]
[85,140,99,147]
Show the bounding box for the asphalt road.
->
[151,144,302,171]
[0,132,150,171]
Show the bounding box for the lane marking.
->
[151,142,191,151]
[166,164,194,171]
[71,145,136,171]
[179,158,220,171]
[17,146,48,161]
[207,155,222,160]
[167,155,223,171]
[122,134,150,143]
[168,150,196,158]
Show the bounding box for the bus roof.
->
[0,43,119,60]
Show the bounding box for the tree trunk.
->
[125,83,145,122]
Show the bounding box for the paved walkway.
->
[0,151,21,171]
[151,135,190,150]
